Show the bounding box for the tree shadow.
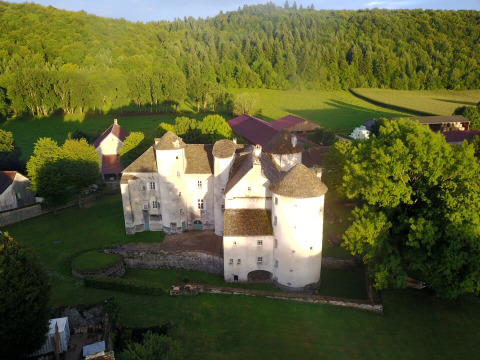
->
[433,98,477,106]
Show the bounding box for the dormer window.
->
[152,201,159,209]
[257,257,263,264]
[257,240,263,247]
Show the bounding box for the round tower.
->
[212,139,237,235]
[269,164,328,291]
[154,132,187,234]
[263,129,303,171]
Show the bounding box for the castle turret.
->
[154,132,187,233]
[212,139,237,235]
[269,164,328,290]
[263,129,303,171]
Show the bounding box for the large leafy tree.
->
[335,119,480,298]
[26,137,62,191]
[0,232,51,359]
[119,132,151,168]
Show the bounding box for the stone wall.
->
[72,259,125,279]
[0,191,118,227]
[105,249,223,276]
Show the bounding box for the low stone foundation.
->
[105,249,223,276]
[72,259,125,279]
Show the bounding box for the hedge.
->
[84,276,166,296]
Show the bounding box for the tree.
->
[453,106,480,130]
[26,137,62,192]
[119,132,151,168]
[198,115,233,143]
[0,129,22,171]
[470,135,480,158]
[119,331,183,360]
[0,86,9,121]
[232,93,259,116]
[36,158,70,207]
[0,232,51,359]
[337,119,480,298]
[62,138,101,206]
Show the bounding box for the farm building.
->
[443,129,480,145]
[0,171,35,212]
[121,130,328,291]
[270,115,318,133]
[30,317,70,357]
[93,119,130,182]
[365,115,470,132]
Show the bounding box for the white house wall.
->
[185,174,214,230]
[96,133,123,156]
[271,153,302,172]
[271,194,325,289]
[213,156,234,235]
[223,235,274,282]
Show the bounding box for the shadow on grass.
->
[433,98,478,106]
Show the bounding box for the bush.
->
[72,251,122,273]
[84,276,166,296]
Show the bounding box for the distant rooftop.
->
[228,114,279,146]
[270,115,318,132]
[93,119,130,148]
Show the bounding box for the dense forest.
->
[0,1,480,118]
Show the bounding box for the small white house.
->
[30,317,70,356]
[0,171,35,212]
[350,125,370,140]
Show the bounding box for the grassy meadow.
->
[3,195,480,359]
[351,88,480,116]
[1,89,412,160]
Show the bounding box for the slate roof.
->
[225,151,280,194]
[263,129,304,155]
[120,174,139,184]
[212,139,237,159]
[154,131,186,150]
[0,171,17,195]
[270,164,328,198]
[93,120,130,148]
[443,130,480,143]
[185,144,214,174]
[123,146,157,173]
[228,114,279,146]
[301,146,331,168]
[270,115,317,131]
[101,155,123,175]
[223,209,273,236]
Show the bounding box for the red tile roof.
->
[93,121,130,148]
[228,114,279,147]
[0,171,16,194]
[443,130,480,143]
[101,155,124,174]
[270,115,317,131]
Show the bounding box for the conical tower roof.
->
[212,139,237,159]
[269,164,328,198]
[154,131,186,150]
[263,129,303,155]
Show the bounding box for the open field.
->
[351,88,480,116]
[1,90,411,160]
[3,195,480,359]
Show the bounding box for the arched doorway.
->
[193,220,203,230]
[247,270,272,283]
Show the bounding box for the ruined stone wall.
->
[105,249,223,276]
[72,259,125,279]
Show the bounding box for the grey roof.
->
[120,174,139,184]
[212,139,237,159]
[263,129,304,155]
[0,171,17,194]
[223,209,273,236]
[83,341,106,356]
[225,151,280,194]
[185,144,214,174]
[154,131,186,150]
[270,164,328,198]
[123,146,157,173]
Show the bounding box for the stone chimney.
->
[233,138,237,144]
[313,166,323,180]
[253,145,262,164]
[114,119,118,125]
[291,135,297,147]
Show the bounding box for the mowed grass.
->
[72,251,122,272]
[351,88,480,116]
[3,195,480,359]
[2,89,411,160]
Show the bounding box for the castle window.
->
[198,180,202,189]
[275,197,278,205]
[247,186,252,191]
[179,192,182,198]
[176,156,179,160]
[142,185,146,191]
[222,188,225,194]
[197,199,204,210]
[310,246,313,250]
[229,259,233,264]
[257,240,263,247]
[150,182,156,190]
[257,257,263,264]
[221,204,225,211]
[275,260,278,268]
[179,209,184,215]
[143,204,148,210]
[177,171,180,177]
[233,241,237,245]
[237,259,241,264]
[274,239,278,248]
[152,201,159,209]
[274,216,277,226]
[15,192,21,200]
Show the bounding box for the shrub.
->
[84,276,166,296]
[72,251,123,273]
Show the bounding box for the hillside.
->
[0,2,480,118]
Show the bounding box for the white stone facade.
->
[350,125,370,140]
[121,131,328,290]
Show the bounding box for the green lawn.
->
[72,251,122,272]
[351,88,480,116]
[2,89,411,160]
[4,195,480,359]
